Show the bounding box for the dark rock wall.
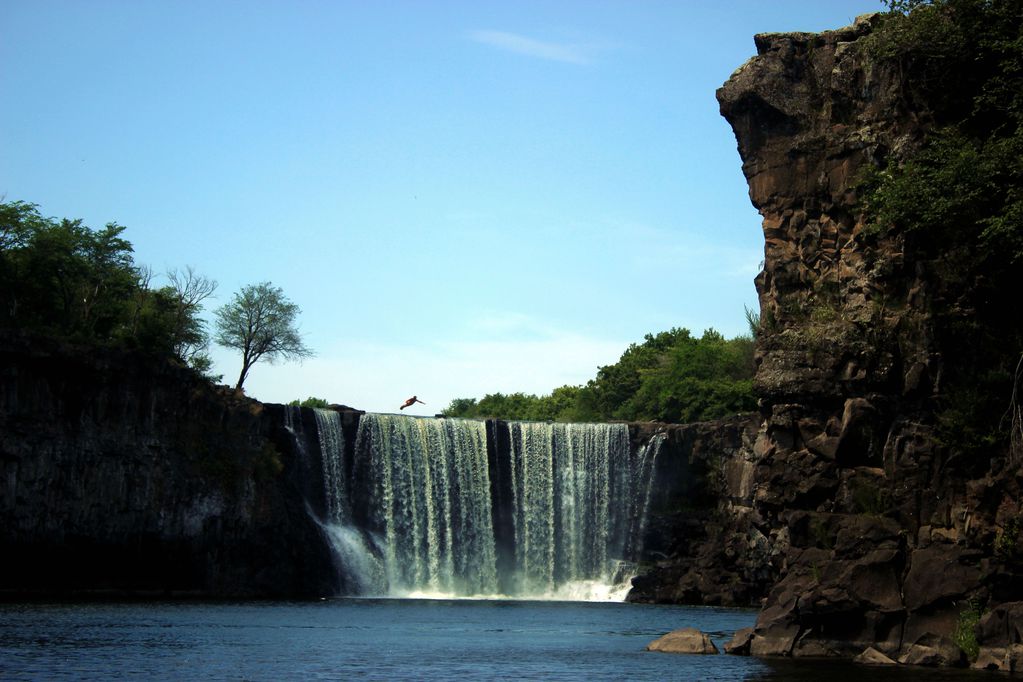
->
[0,333,338,599]
[627,414,773,606]
[716,15,1023,663]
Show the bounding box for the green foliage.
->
[443,326,756,424]
[254,441,285,481]
[810,516,835,550]
[598,329,756,423]
[744,305,761,338]
[863,0,1023,254]
[860,0,1023,460]
[849,478,888,516]
[0,200,217,375]
[1,203,135,338]
[214,282,313,392]
[865,130,1023,260]
[884,0,931,12]
[442,389,579,422]
[289,396,331,408]
[164,267,218,372]
[953,600,982,662]
[995,517,1021,560]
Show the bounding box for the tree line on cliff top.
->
[0,200,310,391]
[0,197,752,420]
[441,327,758,424]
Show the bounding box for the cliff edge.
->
[716,11,1023,668]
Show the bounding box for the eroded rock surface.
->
[709,12,1023,666]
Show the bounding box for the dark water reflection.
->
[0,599,992,681]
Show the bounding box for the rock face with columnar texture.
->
[626,414,775,607]
[715,13,1023,664]
[0,332,339,598]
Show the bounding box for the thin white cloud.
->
[582,218,762,279]
[469,30,592,65]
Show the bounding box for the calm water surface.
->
[0,599,991,681]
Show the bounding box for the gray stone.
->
[898,644,943,667]
[1005,643,1023,673]
[972,647,1007,671]
[750,627,799,657]
[724,627,754,655]
[977,602,1023,648]
[897,632,962,667]
[854,647,896,665]
[646,627,719,655]
[902,546,980,611]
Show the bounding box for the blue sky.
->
[1,0,884,414]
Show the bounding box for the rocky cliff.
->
[714,12,1023,669]
[0,332,338,599]
[626,414,777,607]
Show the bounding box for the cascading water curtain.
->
[353,413,498,596]
[313,408,386,593]
[626,432,665,560]
[505,422,633,595]
[314,411,664,600]
[314,408,348,524]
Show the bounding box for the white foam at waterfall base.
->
[322,522,387,595]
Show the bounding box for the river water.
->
[0,599,989,681]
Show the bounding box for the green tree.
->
[214,281,313,392]
[1,201,136,338]
[859,0,1023,459]
[443,397,479,417]
[289,396,330,408]
[442,324,757,424]
[0,200,47,322]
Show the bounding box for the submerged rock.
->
[646,627,719,655]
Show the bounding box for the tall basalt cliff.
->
[0,332,338,598]
[716,14,1023,667]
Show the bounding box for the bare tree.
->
[166,266,217,363]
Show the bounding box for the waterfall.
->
[352,414,498,597]
[312,408,386,594]
[315,408,349,524]
[505,421,633,598]
[625,433,665,560]
[302,411,663,601]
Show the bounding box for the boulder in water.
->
[723,627,754,655]
[646,627,719,655]
[853,647,896,666]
